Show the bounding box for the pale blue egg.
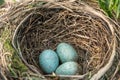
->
[56,43,78,63]
[39,49,59,74]
[55,61,79,75]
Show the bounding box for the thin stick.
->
[110,61,120,80]
[44,73,88,79]
[0,68,7,80]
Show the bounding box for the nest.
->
[1,0,120,80]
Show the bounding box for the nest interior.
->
[10,0,116,78]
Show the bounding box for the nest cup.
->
[11,0,116,80]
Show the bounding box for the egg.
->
[39,49,59,74]
[55,61,79,75]
[56,43,78,63]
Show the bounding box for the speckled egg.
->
[55,61,79,75]
[56,43,78,63]
[39,49,59,74]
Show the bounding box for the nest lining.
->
[19,8,111,71]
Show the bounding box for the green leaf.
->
[4,39,15,53]
[98,0,113,17]
[116,2,120,18]
[109,0,116,10]
[0,0,4,6]
[8,64,18,77]
[98,0,120,18]
[98,0,105,9]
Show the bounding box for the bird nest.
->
[1,0,119,80]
